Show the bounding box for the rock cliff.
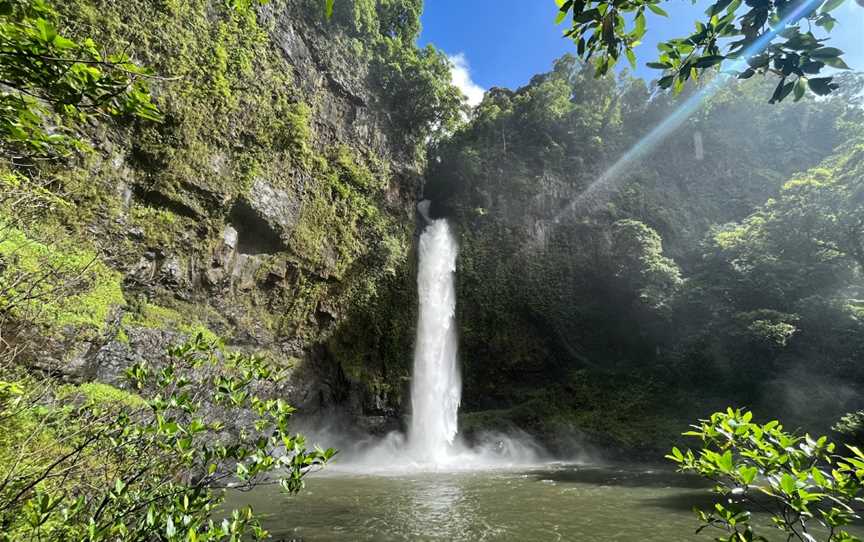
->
[6,0,461,434]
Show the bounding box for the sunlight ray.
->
[554,0,826,221]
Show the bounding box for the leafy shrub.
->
[669,408,864,542]
[0,335,335,541]
[0,222,125,339]
[834,411,864,448]
[0,0,160,158]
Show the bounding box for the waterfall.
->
[332,215,540,471]
[409,219,461,463]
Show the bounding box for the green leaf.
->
[810,47,844,59]
[555,9,568,24]
[718,450,734,472]
[693,55,725,69]
[822,56,850,70]
[808,76,836,96]
[739,466,758,484]
[811,468,828,487]
[667,446,685,463]
[816,12,837,32]
[793,78,806,102]
[634,12,646,38]
[780,473,797,494]
[626,48,637,70]
[324,0,334,19]
[647,3,668,16]
[820,0,846,13]
[34,18,57,42]
[770,80,795,103]
[707,0,734,16]
[573,8,600,24]
[747,54,770,69]
[800,60,825,74]
[52,35,76,49]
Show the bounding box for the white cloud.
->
[448,53,485,107]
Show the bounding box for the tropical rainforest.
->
[1,0,863,540]
[428,60,864,454]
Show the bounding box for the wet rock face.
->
[230,179,298,255]
[261,1,421,169]
[92,328,186,386]
[40,0,422,435]
[86,327,396,438]
[159,256,187,288]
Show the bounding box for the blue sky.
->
[419,0,864,101]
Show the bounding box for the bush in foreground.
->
[669,408,864,542]
[0,335,335,541]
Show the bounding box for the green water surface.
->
[227,464,817,541]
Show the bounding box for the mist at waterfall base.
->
[306,218,546,472]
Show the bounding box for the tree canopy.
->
[555,0,856,101]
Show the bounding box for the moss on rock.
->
[121,302,221,345]
[0,223,125,340]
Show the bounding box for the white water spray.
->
[408,219,461,463]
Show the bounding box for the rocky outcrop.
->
[230,179,299,254]
[21,0,431,436]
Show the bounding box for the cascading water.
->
[408,218,461,463]
[326,212,540,471]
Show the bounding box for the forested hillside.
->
[426,56,864,453]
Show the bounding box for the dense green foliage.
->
[325,0,464,145]
[0,336,334,541]
[835,412,864,447]
[0,0,159,159]
[428,56,864,452]
[669,409,864,542]
[555,0,853,101]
